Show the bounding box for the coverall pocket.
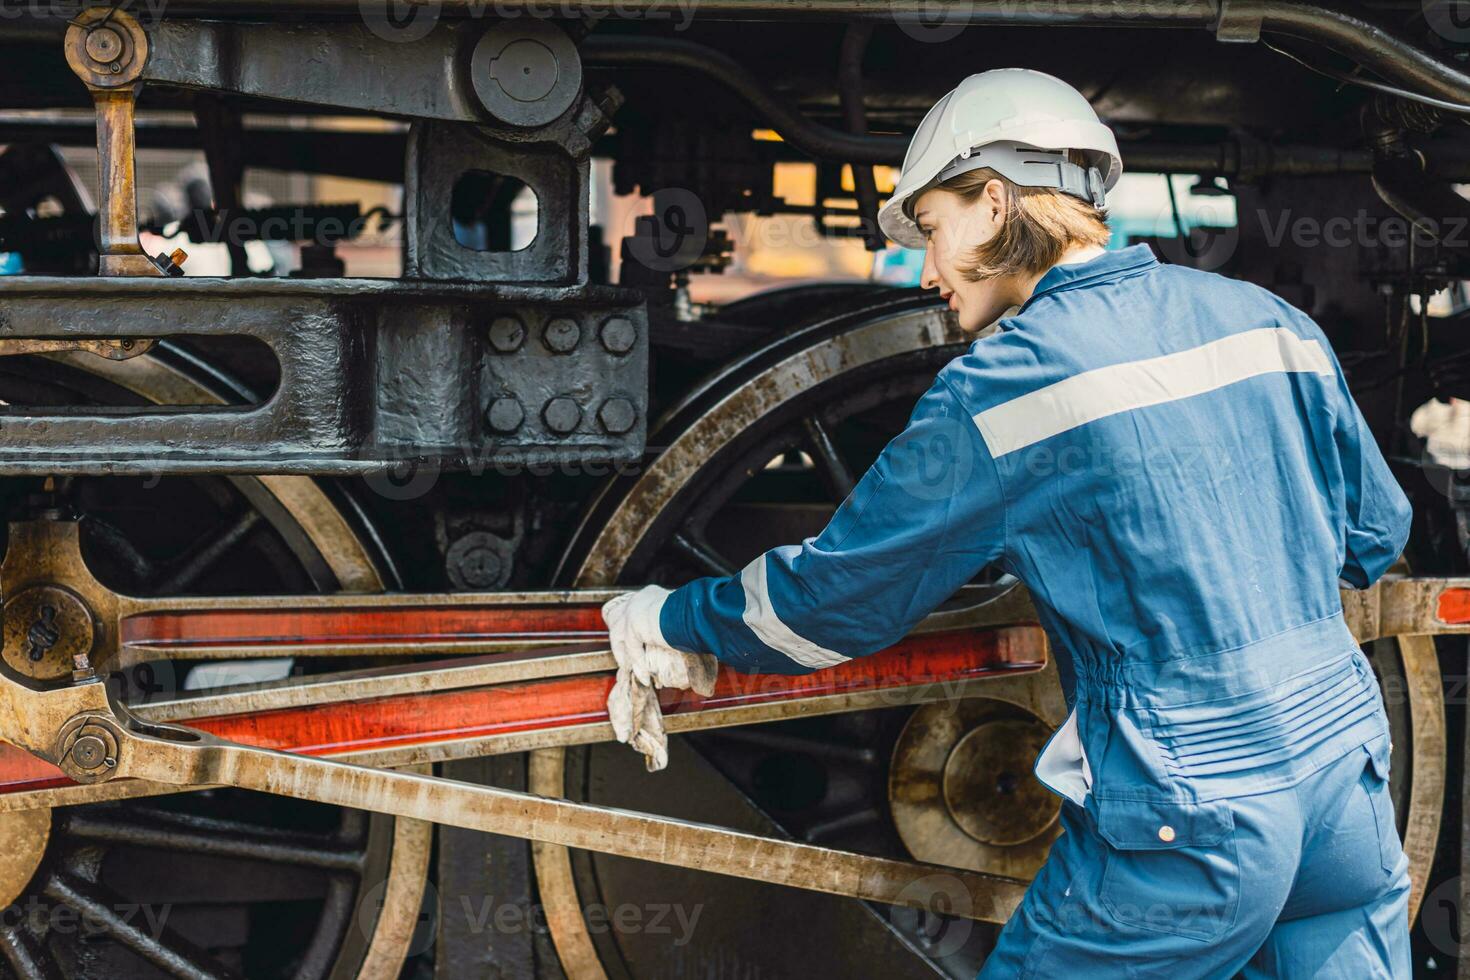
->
[1095,797,1239,943]
[1359,733,1400,875]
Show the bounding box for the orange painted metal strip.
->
[0,626,1044,795]
[1437,587,1470,625]
[120,603,610,649]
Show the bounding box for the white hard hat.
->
[878,68,1122,249]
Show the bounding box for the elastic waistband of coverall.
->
[1067,610,1388,793]
[1068,609,1363,710]
[1070,614,1387,799]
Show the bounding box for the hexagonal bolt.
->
[598,397,638,435]
[488,315,527,353]
[70,734,107,770]
[542,397,582,434]
[542,317,582,354]
[599,316,637,355]
[486,396,525,433]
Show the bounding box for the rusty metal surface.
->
[1399,632,1446,926]
[0,337,157,359]
[0,807,49,908]
[889,663,1067,881]
[63,9,161,279]
[0,655,1030,923]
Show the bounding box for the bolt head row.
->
[484,396,639,435]
[485,315,637,355]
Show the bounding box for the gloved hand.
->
[602,585,719,771]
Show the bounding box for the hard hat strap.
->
[904,141,1107,221]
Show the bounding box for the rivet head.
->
[597,397,638,434]
[542,317,581,353]
[485,396,524,433]
[599,316,636,355]
[84,27,123,65]
[542,396,582,434]
[488,315,526,353]
[1157,825,1176,843]
[70,734,106,770]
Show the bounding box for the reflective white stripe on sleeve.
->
[739,552,852,669]
[972,326,1334,457]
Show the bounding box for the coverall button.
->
[1158,825,1176,842]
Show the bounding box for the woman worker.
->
[602,67,1413,978]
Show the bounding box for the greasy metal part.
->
[4,119,1447,183]
[837,22,883,250]
[113,580,1028,668]
[0,624,1045,806]
[527,749,606,980]
[354,768,435,980]
[62,8,162,278]
[890,664,1067,880]
[943,722,1056,845]
[1,520,120,681]
[0,337,158,360]
[96,2,1470,115]
[1342,574,1470,642]
[0,660,1030,924]
[1398,632,1445,925]
[145,19,582,126]
[0,277,648,473]
[0,807,49,908]
[35,345,430,977]
[582,34,905,165]
[403,91,616,283]
[1365,104,1470,247]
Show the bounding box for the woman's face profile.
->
[913,180,1024,333]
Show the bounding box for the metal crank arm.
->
[0,665,1029,924]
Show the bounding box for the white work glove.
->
[602,585,719,772]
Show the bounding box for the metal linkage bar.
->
[145,18,582,128]
[0,625,1034,923]
[0,626,1047,803]
[0,278,648,473]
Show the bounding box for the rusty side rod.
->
[88,710,1031,924]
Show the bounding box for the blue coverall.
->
[652,244,1415,977]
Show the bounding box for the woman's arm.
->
[651,371,1009,674]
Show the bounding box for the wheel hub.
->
[942,718,1057,847]
[3,583,96,680]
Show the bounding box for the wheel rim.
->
[0,348,431,980]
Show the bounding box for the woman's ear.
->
[983,177,1008,225]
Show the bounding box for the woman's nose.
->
[920,248,938,290]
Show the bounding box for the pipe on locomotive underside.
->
[109,1,1470,110]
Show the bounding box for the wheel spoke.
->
[0,921,62,980]
[802,414,856,500]
[41,874,237,980]
[671,529,738,578]
[61,809,366,873]
[153,508,263,594]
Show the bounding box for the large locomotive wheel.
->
[0,348,431,980]
[538,290,1447,978]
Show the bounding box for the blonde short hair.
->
[936,149,1112,280]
